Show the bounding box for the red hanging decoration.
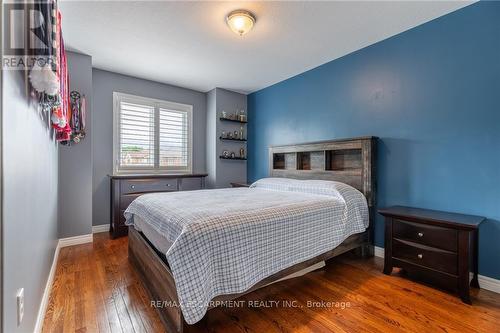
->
[53,6,71,142]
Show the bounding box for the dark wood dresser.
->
[379,206,485,304]
[109,173,208,238]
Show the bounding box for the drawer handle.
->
[130,185,135,189]
[417,232,424,238]
[417,254,423,259]
[166,184,170,187]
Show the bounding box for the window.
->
[113,92,192,174]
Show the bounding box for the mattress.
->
[134,214,172,254]
[125,177,369,324]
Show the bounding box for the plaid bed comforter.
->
[124,178,368,324]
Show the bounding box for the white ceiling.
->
[60,1,473,94]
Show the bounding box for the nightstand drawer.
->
[393,239,457,275]
[121,178,178,194]
[393,219,457,252]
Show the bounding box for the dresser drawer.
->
[393,219,457,252]
[393,239,457,275]
[121,178,178,194]
[120,193,144,210]
[179,177,203,191]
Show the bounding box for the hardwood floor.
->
[42,232,500,333]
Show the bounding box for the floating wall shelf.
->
[219,117,247,124]
[219,156,247,160]
[219,137,247,142]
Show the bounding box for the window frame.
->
[112,92,193,175]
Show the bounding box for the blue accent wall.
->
[247,2,500,279]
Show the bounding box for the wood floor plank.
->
[329,263,497,332]
[128,282,165,333]
[42,233,500,333]
[62,249,76,333]
[94,240,128,333]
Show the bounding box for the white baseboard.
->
[33,243,60,333]
[374,246,385,258]
[476,274,500,294]
[58,233,93,248]
[373,246,500,294]
[92,224,109,234]
[34,233,94,332]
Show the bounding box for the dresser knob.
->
[130,185,135,189]
[166,184,170,187]
[417,254,423,259]
[417,232,424,237]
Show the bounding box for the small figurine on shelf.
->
[239,109,246,122]
[223,150,229,158]
[221,131,226,138]
[234,130,239,139]
[228,132,233,139]
[230,152,236,158]
[239,126,244,140]
[221,111,227,119]
[240,148,245,158]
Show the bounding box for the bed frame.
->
[128,136,377,333]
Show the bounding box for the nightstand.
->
[230,182,250,188]
[378,206,485,304]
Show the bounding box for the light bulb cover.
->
[226,10,256,36]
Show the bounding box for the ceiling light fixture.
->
[226,10,256,36]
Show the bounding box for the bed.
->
[126,136,377,333]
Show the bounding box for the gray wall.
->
[2,71,59,331]
[206,88,247,188]
[59,51,93,237]
[92,69,207,226]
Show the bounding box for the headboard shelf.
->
[273,153,286,170]
[296,152,310,170]
[325,148,362,171]
[269,137,377,207]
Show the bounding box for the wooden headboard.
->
[268,136,377,207]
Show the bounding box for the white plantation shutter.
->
[159,108,190,168]
[119,102,155,168]
[113,92,192,174]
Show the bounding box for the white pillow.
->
[250,178,347,198]
[249,177,294,191]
